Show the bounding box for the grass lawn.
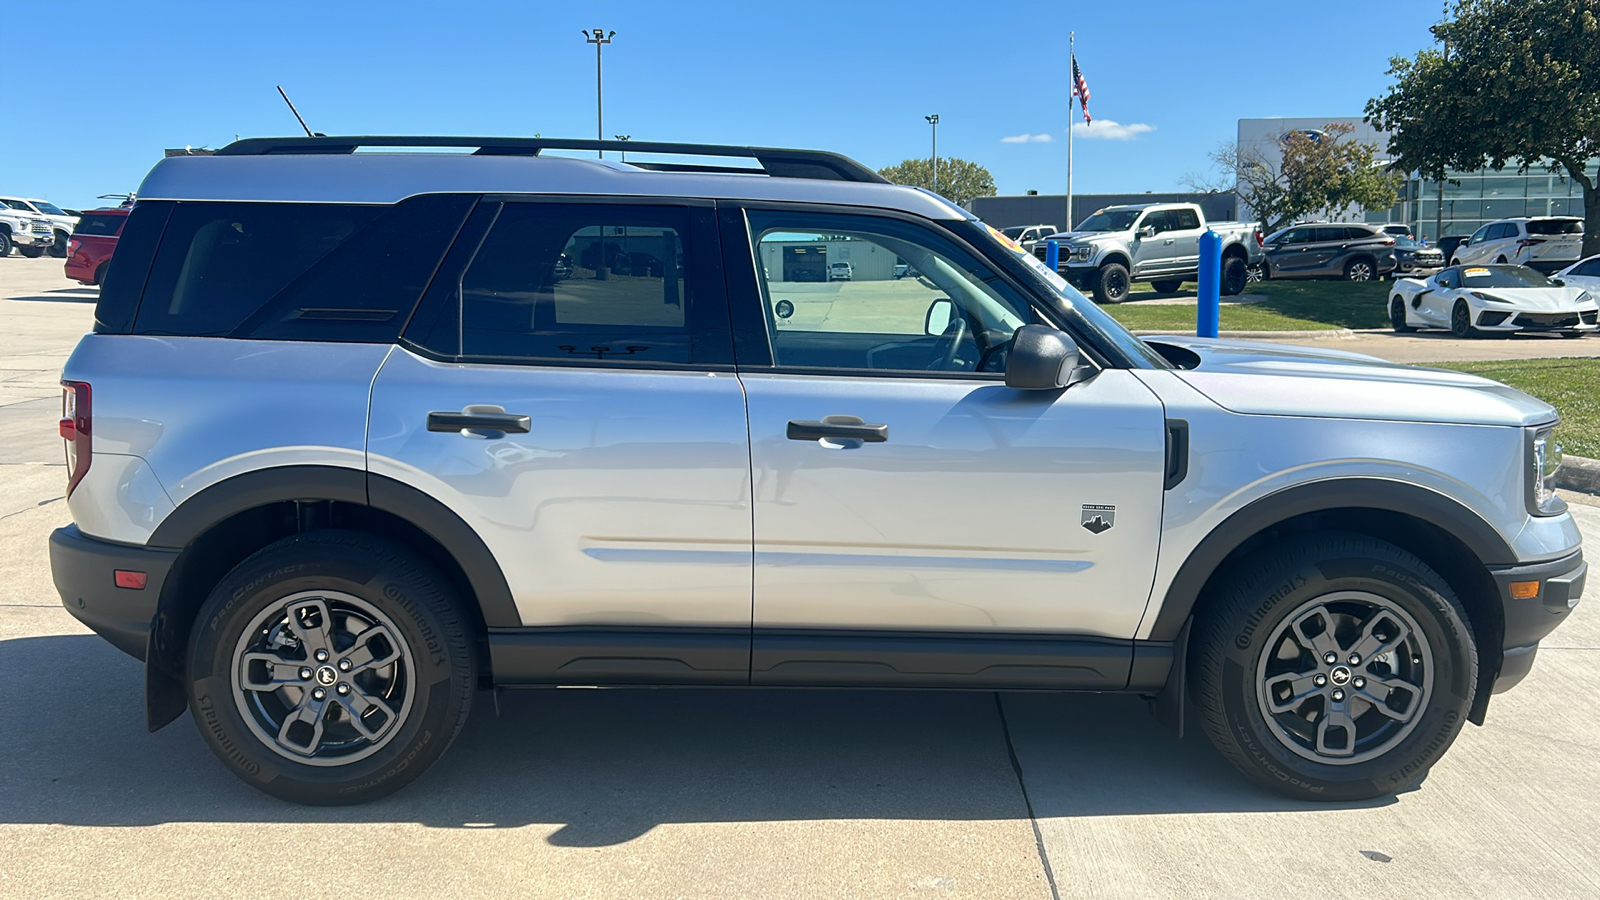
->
[1107,279,1393,333]
[1430,358,1600,459]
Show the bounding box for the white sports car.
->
[1389,264,1598,338]
[1554,253,1600,295]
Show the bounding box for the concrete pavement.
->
[2,255,1597,898]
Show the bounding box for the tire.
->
[186,529,476,805]
[1152,279,1184,294]
[1450,299,1478,338]
[1092,262,1131,304]
[1221,257,1248,296]
[18,245,44,258]
[1390,297,1413,333]
[1495,256,1508,265]
[1190,532,1477,801]
[1344,257,1376,282]
[1562,330,1586,339]
[0,231,11,258]
[49,231,69,258]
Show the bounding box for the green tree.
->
[1367,0,1600,256]
[877,158,997,205]
[1183,123,1400,233]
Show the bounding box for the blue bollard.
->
[1196,230,1221,338]
[1045,238,1060,273]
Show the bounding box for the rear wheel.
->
[1092,262,1131,304]
[1450,299,1478,338]
[1152,279,1184,294]
[1191,533,1477,801]
[186,529,476,805]
[1221,257,1249,296]
[1344,257,1375,282]
[1390,298,1413,333]
[50,231,69,258]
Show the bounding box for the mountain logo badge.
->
[1081,504,1116,534]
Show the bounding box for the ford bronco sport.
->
[51,136,1583,805]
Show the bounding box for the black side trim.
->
[751,630,1133,689]
[1145,479,1518,641]
[50,524,176,661]
[366,473,518,628]
[488,627,750,684]
[1163,418,1189,490]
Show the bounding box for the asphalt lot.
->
[2,254,1597,898]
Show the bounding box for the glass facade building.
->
[1371,163,1599,242]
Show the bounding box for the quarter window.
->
[747,211,1033,374]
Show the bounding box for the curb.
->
[1133,329,1359,339]
[1557,454,1600,496]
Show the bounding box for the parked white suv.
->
[50,136,1583,806]
[1450,216,1584,273]
[0,196,79,257]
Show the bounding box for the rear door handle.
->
[427,411,531,434]
[787,417,888,443]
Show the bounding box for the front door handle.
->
[427,410,531,434]
[787,417,888,443]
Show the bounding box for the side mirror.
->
[1551,278,1566,287]
[1138,225,1156,239]
[924,298,955,335]
[1005,324,1091,390]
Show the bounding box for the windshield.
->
[1393,236,1425,249]
[1075,209,1142,233]
[970,221,1169,368]
[32,201,68,216]
[1527,218,1583,236]
[1,200,29,211]
[1458,266,1554,288]
[1002,226,1029,239]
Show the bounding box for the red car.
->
[64,208,129,285]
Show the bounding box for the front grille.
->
[1514,313,1580,328]
[1477,311,1511,326]
[1581,311,1597,325]
[1033,245,1048,261]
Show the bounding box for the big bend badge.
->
[1081,504,1115,534]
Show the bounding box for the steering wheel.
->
[929,314,970,370]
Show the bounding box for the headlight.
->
[1068,245,1093,262]
[1577,291,1592,305]
[1529,426,1565,515]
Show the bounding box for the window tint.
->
[1470,225,1491,243]
[1574,259,1600,277]
[134,195,473,341]
[1344,226,1377,240]
[1171,209,1201,230]
[442,203,725,366]
[1487,223,1514,240]
[72,213,126,237]
[748,211,1034,374]
[1277,228,1310,245]
[93,201,173,335]
[1141,210,1172,234]
[1312,227,1346,243]
[1528,218,1584,235]
[1437,269,1460,289]
[1,200,29,211]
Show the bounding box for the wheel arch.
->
[1098,252,1132,271]
[142,465,516,730]
[1149,478,1509,723]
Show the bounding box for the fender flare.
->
[1144,478,1516,642]
[148,465,518,627]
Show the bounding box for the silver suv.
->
[51,136,1584,805]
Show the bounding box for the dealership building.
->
[1238,117,1597,242]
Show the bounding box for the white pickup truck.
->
[0,207,55,258]
[1033,202,1264,303]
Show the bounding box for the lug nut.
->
[1314,674,1327,686]
[1353,676,1366,689]
[315,649,329,662]
[338,659,351,672]
[337,683,350,696]
[312,687,326,700]
[1324,652,1338,664]
[298,667,313,680]
[1331,689,1345,702]
[1348,653,1362,665]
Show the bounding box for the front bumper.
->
[1487,549,1585,692]
[50,524,177,661]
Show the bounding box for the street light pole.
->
[583,28,616,158]
[615,134,631,162]
[925,114,939,195]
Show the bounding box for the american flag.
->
[1072,54,1091,125]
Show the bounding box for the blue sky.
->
[4,1,1446,210]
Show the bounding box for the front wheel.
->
[0,232,12,258]
[186,530,476,805]
[1191,533,1477,801]
[1092,262,1131,304]
[1451,299,1479,338]
[17,245,44,258]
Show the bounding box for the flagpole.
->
[1066,31,1074,231]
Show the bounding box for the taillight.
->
[1254,229,1264,248]
[67,239,80,255]
[1516,238,1546,248]
[61,381,91,496]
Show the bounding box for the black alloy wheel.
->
[1390,298,1413,332]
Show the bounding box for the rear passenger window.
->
[431,203,728,367]
[1313,227,1346,243]
[1172,209,1201,230]
[133,195,473,342]
[72,213,126,237]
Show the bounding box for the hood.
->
[1470,286,1593,311]
[1141,335,1556,428]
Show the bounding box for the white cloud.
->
[1000,132,1055,143]
[1076,120,1155,141]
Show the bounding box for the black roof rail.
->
[213,136,889,184]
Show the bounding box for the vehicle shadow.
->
[5,288,99,303]
[0,634,1384,843]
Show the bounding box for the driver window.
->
[1437,269,1459,289]
[747,211,1034,374]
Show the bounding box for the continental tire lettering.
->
[337,728,435,794]
[211,564,310,633]
[383,582,445,666]
[1236,575,1307,649]
[196,693,261,776]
